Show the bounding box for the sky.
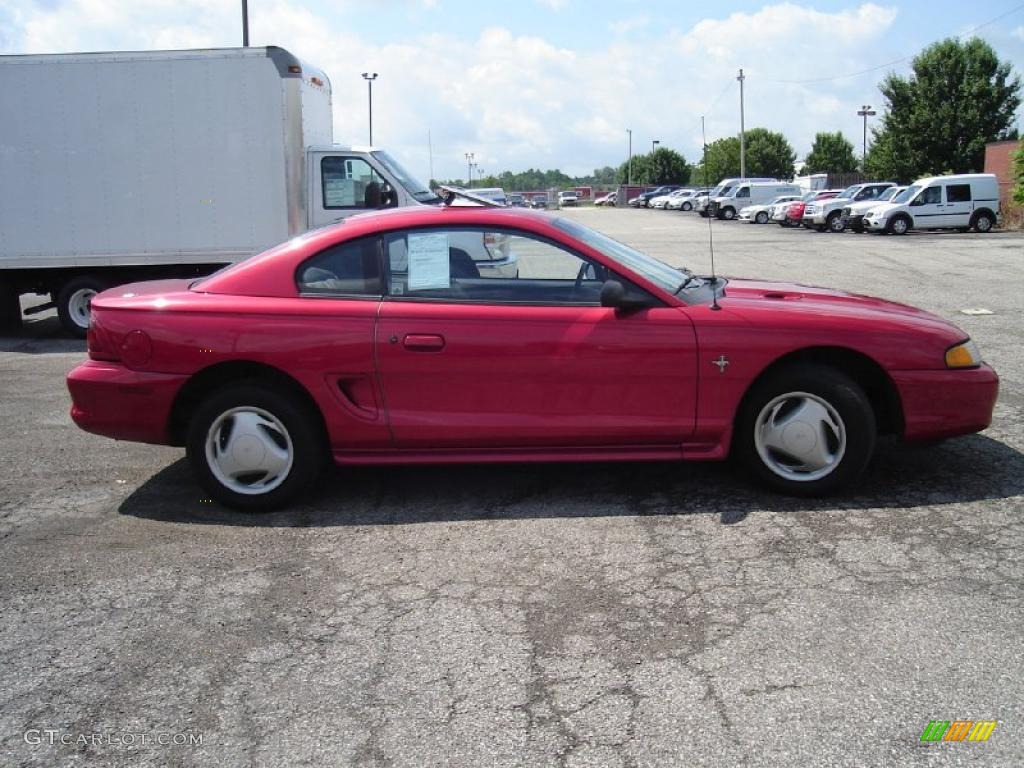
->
[2,1,1023,184]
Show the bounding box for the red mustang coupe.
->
[67,206,998,510]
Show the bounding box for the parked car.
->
[709,182,802,220]
[508,193,527,208]
[738,195,802,224]
[594,191,617,206]
[529,195,549,209]
[558,190,579,207]
[773,190,842,227]
[802,183,895,232]
[651,189,689,209]
[863,174,1000,235]
[841,186,906,232]
[667,189,708,211]
[68,204,998,510]
[630,185,683,208]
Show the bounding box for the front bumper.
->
[864,216,887,231]
[67,361,188,445]
[892,364,999,441]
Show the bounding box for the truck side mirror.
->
[363,181,382,209]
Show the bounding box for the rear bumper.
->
[892,364,999,441]
[67,361,188,445]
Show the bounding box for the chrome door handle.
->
[402,334,445,351]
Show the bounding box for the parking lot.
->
[2,208,1022,767]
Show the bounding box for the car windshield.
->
[552,217,686,294]
[893,185,920,203]
[801,192,817,201]
[371,150,440,204]
[878,187,901,201]
[837,185,860,199]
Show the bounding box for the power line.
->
[761,1,1024,85]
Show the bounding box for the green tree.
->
[1015,137,1024,205]
[744,128,797,179]
[867,37,1022,182]
[692,137,741,185]
[646,148,690,185]
[804,131,859,174]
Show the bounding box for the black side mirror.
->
[600,279,625,307]
[364,181,382,209]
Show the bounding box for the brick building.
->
[984,139,1020,210]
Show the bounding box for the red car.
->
[777,190,842,227]
[68,206,998,510]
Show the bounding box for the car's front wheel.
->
[187,382,325,511]
[735,364,876,496]
[682,201,693,211]
[755,211,769,224]
[827,211,845,232]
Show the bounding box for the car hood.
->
[864,202,902,218]
[721,278,965,340]
[846,198,889,214]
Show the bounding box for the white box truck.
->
[0,46,440,335]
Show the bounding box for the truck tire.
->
[827,211,845,233]
[720,206,736,220]
[0,282,23,332]
[971,211,994,233]
[57,276,108,338]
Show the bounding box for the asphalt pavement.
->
[1,208,1022,767]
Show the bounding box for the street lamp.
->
[652,140,660,153]
[857,104,876,166]
[361,72,378,145]
[465,152,474,186]
[626,129,633,186]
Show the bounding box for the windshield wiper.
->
[675,267,700,293]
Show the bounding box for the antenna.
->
[701,116,721,311]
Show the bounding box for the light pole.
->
[737,68,746,179]
[857,105,876,167]
[465,152,474,186]
[241,0,249,46]
[626,129,633,186]
[361,72,378,145]
[652,140,660,153]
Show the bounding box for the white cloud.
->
[1013,26,1024,42]
[0,2,911,178]
[610,15,650,36]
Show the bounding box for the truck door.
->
[941,182,973,228]
[307,153,404,230]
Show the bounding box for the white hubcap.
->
[754,392,847,482]
[205,407,294,495]
[68,288,97,329]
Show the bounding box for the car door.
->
[941,182,973,227]
[909,184,944,227]
[375,225,698,449]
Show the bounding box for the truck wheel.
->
[186,382,326,511]
[721,207,736,220]
[57,276,108,338]
[0,282,22,332]
[755,211,769,224]
[735,364,876,497]
[971,212,994,233]
[887,215,910,235]
[827,212,845,233]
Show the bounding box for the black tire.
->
[734,364,876,497]
[56,276,108,338]
[887,214,911,235]
[851,221,864,233]
[720,206,736,220]
[0,281,22,332]
[971,212,994,233]
[827,211,845,233]
[186,382,326,511]
[755,211,769,224]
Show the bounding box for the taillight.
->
[87,316,120,362]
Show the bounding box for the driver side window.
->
[321,157,391,209]
[384,228,617,305]
[918,186,942,205]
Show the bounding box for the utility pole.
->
[627,129,633,186]
[737,68,746,179]
[857,105,876,167]
[241,0,249,46]
[428,129,433,184]
[465,152,474,186]
[361,73,378,145]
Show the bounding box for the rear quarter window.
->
[946,184,972,203]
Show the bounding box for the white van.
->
[709,181,802,220]
[863,174,1000,235]
[694,178,776,216]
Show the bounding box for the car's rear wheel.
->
[755,211,769,224]
[971,212,994,233]
[187,382,325,511]
[735,364,876,496]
